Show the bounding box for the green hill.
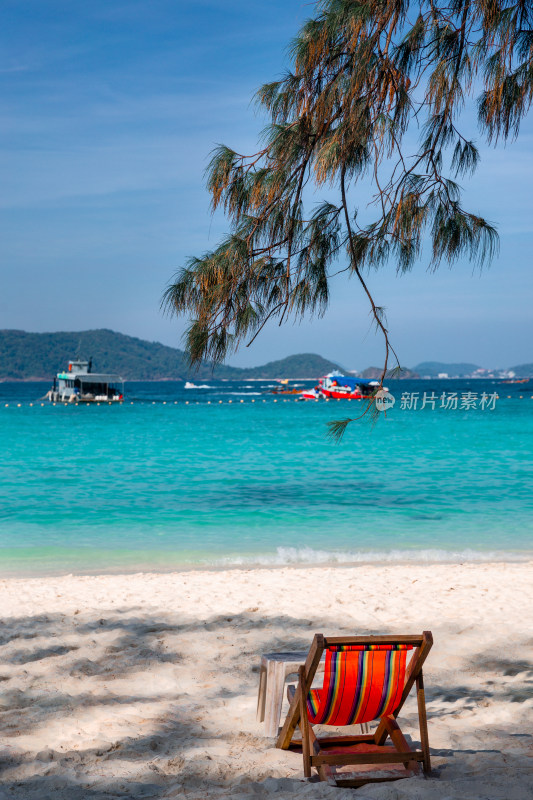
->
[236,353,345,379]
[0,329,345,381]
[360,366,419,380]
[509,363,533,378]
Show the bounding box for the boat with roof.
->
[299,372,387,400]
[47,359,124,404]
[319,372,383,399]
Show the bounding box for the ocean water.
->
[0,379,532,575]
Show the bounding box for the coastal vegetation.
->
[0,329,344,381]
[164,0,533,434]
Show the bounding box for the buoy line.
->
[5,392,533,408]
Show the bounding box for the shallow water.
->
[0,379,531,574]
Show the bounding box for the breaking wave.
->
[211,546,530,567]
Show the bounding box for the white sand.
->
[0,562,531,800]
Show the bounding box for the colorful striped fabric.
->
[327,644,413,652]
[306,645,412,726]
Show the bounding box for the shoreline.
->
[0,551,531,580]
[0,561,531,799]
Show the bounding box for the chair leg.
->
[276,633,324,750]
[298,665,312,778]
[381,714,419,773]
[416,670,431,774]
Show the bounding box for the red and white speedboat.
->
[300,387,321,400]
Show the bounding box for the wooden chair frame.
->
[276,632,433,788]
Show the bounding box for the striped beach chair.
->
[277,632,433,788]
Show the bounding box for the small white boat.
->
[300,387,321,401]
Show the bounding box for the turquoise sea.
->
[0,379,532,575]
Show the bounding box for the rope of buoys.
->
[5,392,533,408]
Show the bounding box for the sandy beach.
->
[0,561,531,799]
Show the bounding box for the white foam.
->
[210,546,530,567]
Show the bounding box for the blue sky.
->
[1,0,532,370]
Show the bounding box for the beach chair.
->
[276,632,433,788]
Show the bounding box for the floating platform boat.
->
[47,359,124,403]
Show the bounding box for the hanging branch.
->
[164,0,532,436]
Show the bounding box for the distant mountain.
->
[413,361,480,377]
[235,353,346,380]
[360,366,419,380]
[0,329,345,381]
[508,363,533,378]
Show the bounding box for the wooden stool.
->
[257,652,325,737]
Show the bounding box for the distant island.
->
[411,361,533,379]
[0,329,530,381]
[0,329,345,381]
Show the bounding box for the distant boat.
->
[300,387,321,401]
[47,359,124,403]
[184,381,212,389]
[270,378,303,395]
